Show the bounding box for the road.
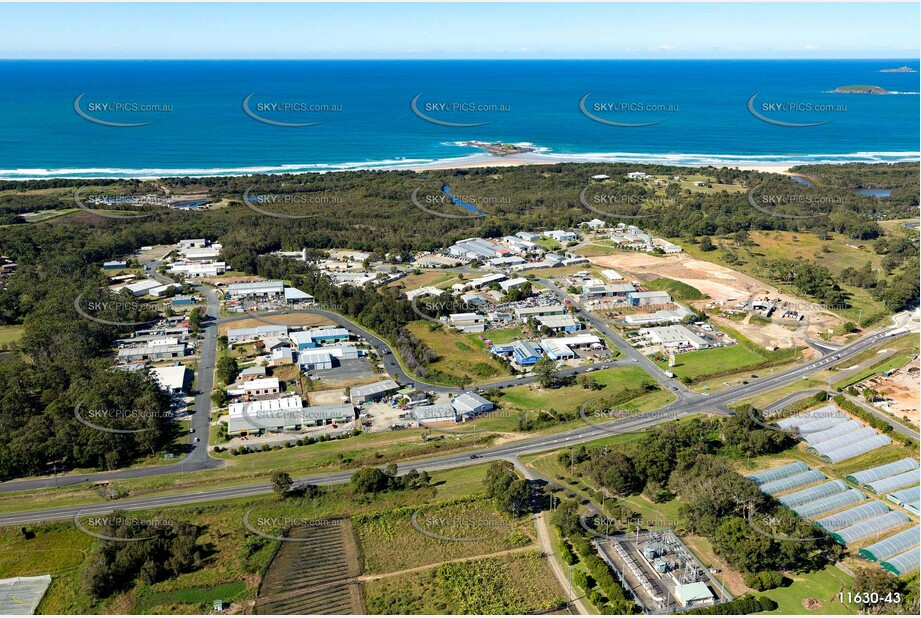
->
[0,320,906,526]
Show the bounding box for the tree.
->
[350,467,389,493]
[533,356,558,388]
[699,236,715,251]
[271,471,293,497]
[216,355,239,386]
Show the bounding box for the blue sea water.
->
[0,60,918,179]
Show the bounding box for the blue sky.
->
[0,2,917,59]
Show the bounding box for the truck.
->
[664,370,675,378]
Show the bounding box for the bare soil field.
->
[588,252,846,347]
[873,357,920,425]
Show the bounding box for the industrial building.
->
[350,379,401,403]
[638,325,709,350]
[626,290,673,306]
[226,280,285,299]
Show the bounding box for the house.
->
[103,260,127,270]
[170,295,196,307]
[270,347,295,366]
[627,171,650,180]
[413,404,458,425]
[499,277,529,293]
[516,231,543,242]
[262,337,291,352]
[639,325,709,350]
[544,230,577,243]
[284,287,315,305]
[169,261,226,278]
[626,290,672,307]
[493,340,543,366]
[233,377,281,398]
[601,269,624,281]
[653,239,683,254]
[226,280,285,299]
[117,344,187,363]
[693,181,707,187]
[460,292,490,307]
[226,394,303,436]
[122,279,162,297]
[515,305,566,319]
[582,283,636,298]
[581,219,607,229]
[452,392,494,417]
[449,313,485,334]
[239,365,267,379]
[537,315,582,333]
[300,351,333,371]
[227,324,288,343]
[350,379,400,403]
[591,174,610,180]
[149,365,191,394]
[541,338,576,360]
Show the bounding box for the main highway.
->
[0,313,908,526]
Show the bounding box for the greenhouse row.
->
[760,469,825,496]
[778,480,849,509]
[746,461,809,486]
[792,489,866,519]
[815,501,891,533]
[864,470,920,495]
[845,457,919,486]
[830,511,910,545]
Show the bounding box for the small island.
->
[880,66,917,73]
[832,84,891,94]
[462,141,536,156]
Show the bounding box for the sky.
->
[0,2,918,60]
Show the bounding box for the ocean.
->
[0,60,918,179]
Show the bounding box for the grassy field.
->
[407,320,513,384]
[354,495,535,574]
[679,230,896,326]
[2,465,498,614]
[832,353,915,390]
[361,550,565,614]
[643,277,708,301]
[759,565,857,615]
[0,324,23,348]
[388,270,460,291]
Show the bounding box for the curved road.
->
[0,319,906,526]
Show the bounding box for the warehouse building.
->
[300,351,334,371]
[350,379,401,403]
[626,290,673,306]
[638,325,709,350]
[226,280,285,299]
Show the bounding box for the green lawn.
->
[0,324,23,348]
[759,565,857,615]
[407,321,512,385]
[656,345,766,382]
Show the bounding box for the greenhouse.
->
[793,489,866,519]
[830,511,910,545]
[881,548,921,576]
[747,461,810,486]
[775,405,844,429]
[858,527,921,562]
[815,501,891,532]
[864,471,919,495]
[846,458,919,486]
[796,416,848,436]
[803,420,863,445]
[760,470,825,496]
[806,427,877,456]
[887,486,920,511]
[778,480,848,508]
[821,434,892,464]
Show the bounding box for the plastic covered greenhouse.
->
[846,458,919,485]
[793,489,866,519]
[821,434,892,463]
[778,480,847,508]
[775,405,844,429]
[858,527,921,562]
[815,501,891,532]
[747,461,810,486]
[806,427,877,455]
[803,420,863,445]
[760,470,825,496]
[881,548,921,576]
[864,471,920,495]
[887,486,920,507]
[830,511,910,545]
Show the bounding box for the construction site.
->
[595,530,732,614]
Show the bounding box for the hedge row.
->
[686,595,777,615]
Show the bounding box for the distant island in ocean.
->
[880,66,917,73]
[833,84,891,94]
[461,141,536,156]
